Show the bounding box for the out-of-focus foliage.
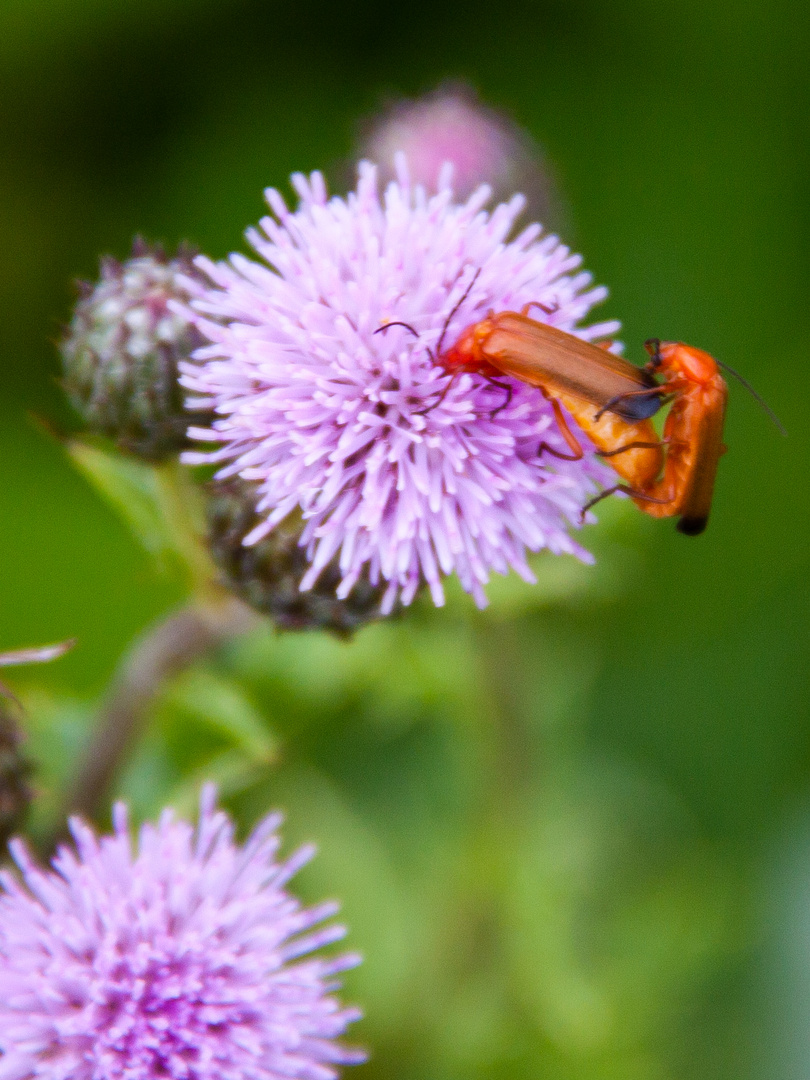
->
[1,0,809,1078]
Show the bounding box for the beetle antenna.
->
[436,267,482,359]
[715,360,787,436]
[374,321,420,338]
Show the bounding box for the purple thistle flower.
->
[181,159,619,611]
[0,786,364,1080]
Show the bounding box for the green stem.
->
[48,597,260,852]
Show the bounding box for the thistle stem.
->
[53,596,258,844]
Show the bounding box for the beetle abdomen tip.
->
[676,516,708,536]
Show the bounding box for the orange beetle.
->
[440,309,665,489]
[583,338,729,535]
[637,339,729,534]
[381,282,779,534]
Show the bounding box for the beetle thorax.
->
[660,342,719,385]
[441,319,494,372]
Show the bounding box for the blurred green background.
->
[2,0,810,1077]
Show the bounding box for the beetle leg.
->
[629,490,673,506]
[580,484,634,520]
[520,300,556,318]
[597,439,663,459]
[412,372,457,415]
[414,369,512,420]
[481,375,513,417]
[644,338,663,364]
[538,398,585,461]
[581,483,671,522]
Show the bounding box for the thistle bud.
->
[357,83,560,226]
[61,239,209,461]
[207,479,394,636]
[0,701,32,852]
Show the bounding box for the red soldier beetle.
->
[584,338,784,534]
[377,274,782,535]
[377,280,666,488]
[376,270,668,481]
[435,305,667,490]
[581,340,727,534]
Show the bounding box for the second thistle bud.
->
[207,479,395,636]
[357,83,560,226]
[61,240,208,461]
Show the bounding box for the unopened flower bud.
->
[61,239,209,461]
[358,83,559,225]
[0,701,32,852]
[207,479,394,636]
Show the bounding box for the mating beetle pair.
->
[443,312,728,535]
[380,276,780,535]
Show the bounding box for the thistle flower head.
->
[182,160,618,611]
[0,786,363,1080]
[62,239,209,461]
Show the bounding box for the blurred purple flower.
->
[0,786,363,1080]
[181,160,617,610]
[358,83,558,223]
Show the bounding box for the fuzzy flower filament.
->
[182,160,618,611]
[0,786,363,1080]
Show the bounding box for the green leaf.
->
[166,668,277,764]
[155,750,272,821]
[67,439,176,562]
[66,441,215,590]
